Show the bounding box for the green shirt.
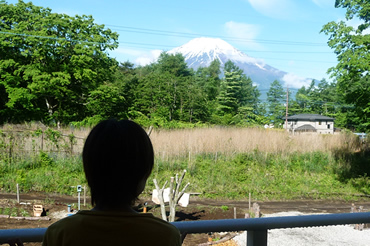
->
[43,210,181,246]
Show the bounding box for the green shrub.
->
[39,151,54,168]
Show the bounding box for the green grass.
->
[0,207,31,217]
[0,148,369,201]
[0,152,85,195]
[149,150,369,201]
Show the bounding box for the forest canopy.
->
[0,0,119,124]
[0,0,369,131]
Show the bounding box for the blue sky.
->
[7,0,349,88]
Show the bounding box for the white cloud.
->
[282,73,312,89]
[109,48,162,66]
[247,0,297,19]
[134,50,162,66]
[223,21,263,50]
[113,47,144,57]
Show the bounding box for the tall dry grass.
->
[1,124,366,198]
[150,127,360,159]
[1,123,361,159]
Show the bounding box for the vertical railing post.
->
[247,230,267,246]
[16,184,20,203]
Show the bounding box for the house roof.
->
[295,124,317,131]
[283,114,334,121]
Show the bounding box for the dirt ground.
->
[0,193,369,246]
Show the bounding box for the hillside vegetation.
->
[1,1,370,132]
[0,124,369,201]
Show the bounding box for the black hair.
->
[82,119,154,208]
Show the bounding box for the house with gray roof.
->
[282,114,335,134]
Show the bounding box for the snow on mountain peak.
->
[165,37,293,90]
[168,37,263,68]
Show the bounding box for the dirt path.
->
[0,193,369,246]
[2,193,369,214]
[188,197,370,214]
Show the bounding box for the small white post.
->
[83,185,86,207]
[78,192,80,210]
[16,184,20,203]
[77,185,82,211]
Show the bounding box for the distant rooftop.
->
[283,114,334,121]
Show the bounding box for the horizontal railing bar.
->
[0,212,369,243]
[172,212,370,234]
[0,228,46,244]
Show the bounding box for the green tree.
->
[295,80,315,113]
[195,59,221,101]
[181,76,209,123]
[114,61,140,119]
[311,79,338,115]
[217,70,241,114]
[133,72,172,124]
[216,60,261,125]
[85,83,127,123]
[267,80,286,125]
[157,52,192,78]
[155,53,193,121]
[0,0,118,125]
[130,53,195,126]
[321,0,370,131]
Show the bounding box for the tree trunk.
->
[153,179,167,221]
[168,177,176,222]
[154,170,190,222]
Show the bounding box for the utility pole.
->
[285,86,289,131]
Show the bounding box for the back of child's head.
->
[82,119,154,208]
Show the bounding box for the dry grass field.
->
[0,123,367,200]
[149,127,360,158]
[0,123,361,159]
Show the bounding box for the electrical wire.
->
[108,25,327,47]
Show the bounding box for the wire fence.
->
[0,128,86,161]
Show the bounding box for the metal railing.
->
[0,212,369,245]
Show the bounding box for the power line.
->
[257,98,355,108]
[108,25,327,47]
[1,31,336,64]
[0,31,111,45]
[117,40,332,54]
[246,50,332,54]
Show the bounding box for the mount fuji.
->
[168,37,289,90]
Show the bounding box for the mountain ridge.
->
[167,37,294,90]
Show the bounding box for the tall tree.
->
[310,79,339,115]
[0,0,118,124]
[321,0,370,131]
[195,59,221,101]
[217,70,241,114]
[295,80,315,113]
[155,53,193,121]
[267,80,285,125]
[181,76,209,123]
[133,72,173,123]
[131,53,195,125]
[216,60,260,125]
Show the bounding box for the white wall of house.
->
[285,120,334,134]
[315,120,334,134]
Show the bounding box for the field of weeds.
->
[0,124,368,200]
